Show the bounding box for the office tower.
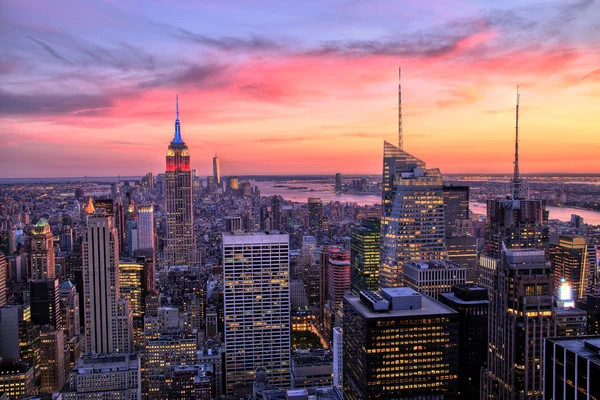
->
[327,248,350,313]
[83,214,132,353]
[481,249,553,399]
[544,336,600,399]
[570,214,584,228]
[308,198,323,242]
[111,182,121,201]
[30,218,55,280]
[0,305,20,360]
[30,278,60,329]
[343,288,458,399]
[119,258,152,322]
[143,332,198,399]
[380,70,446,288]
[443,185,470,233]
[61,224,73,252]
[39,328,65,394]
[222,232,291,396]
[213,153,221,185]
[550,235,595,301]
[115,200,126,253]
[137,204,155,251]
[59,279,80,354]
[332,327,343,394]
[164,97,197,267]
[403,260,466,300]
[350,218,380,291]
[61,353,141,399]
[0,253,6,307]
[0,362,35,399]
[439,284,490,400]
[446,236,478,283]
[335,173,342,193]
[167,364,213,399]
[271,196,282,231]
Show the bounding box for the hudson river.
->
[253,181,600,225]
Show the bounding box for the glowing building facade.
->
[549,235,596,301]
[30,218,55,280]
[380,142,447,287]
[222,232,291,396]
[137,204,155,251]
[164,98,197,266]
[343,288,458,399]
[350,218,380,291]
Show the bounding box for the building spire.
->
[173,94,182,143]
[512,85,522,200]
[398,67,403,150]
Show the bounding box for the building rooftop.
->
[346,290,456,319]
[547,336,600,365]
[439,291,490,306]
[405,260,465,271]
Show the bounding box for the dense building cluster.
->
[1,82,599,400]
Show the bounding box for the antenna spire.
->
[398,67,403,150]
[173,95,183,143]
[512,85,522,200]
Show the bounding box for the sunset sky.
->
[1,0,599,178]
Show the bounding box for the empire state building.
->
[164,97,197,266]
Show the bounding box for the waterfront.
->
[253,181,600,225]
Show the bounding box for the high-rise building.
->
[350,218,380,291]
[308,198,323,242]
[83,214,132,353]
[334,173,342,193]
[446,236,478,283]
[271,196,282,231]
[544,336,600,399]
[550,235,596,301]
[0,253,6,307]
[226,176,239,190]
[403,260,466,300]
[439,284,490,400]
[481,249,553,399]
[332,327,343,394]
[30,278,60,329]
[137,204,155,251]
[343,288,458,399]
[0,362,35,399]
[164,97,197,266]
[380,70,446,288]
[222,232,291,396]
[30,218,55,280]
[577,294,600,335]
[327,249,350,313]
[59,280,80,344]
[39,328,65,394]
[443,185,470,234]
[213,154,221,186]
[61,353,141,399]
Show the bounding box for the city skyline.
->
[2,1,599,178]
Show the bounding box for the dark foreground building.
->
[343,288,458,399]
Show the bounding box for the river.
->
[253,181,600,225]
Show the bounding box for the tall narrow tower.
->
[213,153,221,186]
[30,218,55,280]
[398,67,403,150]
[164,96,197,266]
[512,86,522,200]
[380,69,447,287]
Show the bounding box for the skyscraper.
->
[222,232,291,396]
[83,214,132,353]
[549,235,596,301]
[137,204,155,251]
[334,173,342,193]
[30,278,60,329]
[350,218,381,291]
[380,70,446,287]
[30,218,55,280]
[213,153,221,186]
[443,185,470,234]
[308,198,323,242]
[164,97,197,266]
[343,288,458,399]
[0,253,6,307]
[481,248,553,399]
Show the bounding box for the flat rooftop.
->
[222,231,289,244]
[346,291,456,319]
[548,337,600,365]
[439,291,490,306]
